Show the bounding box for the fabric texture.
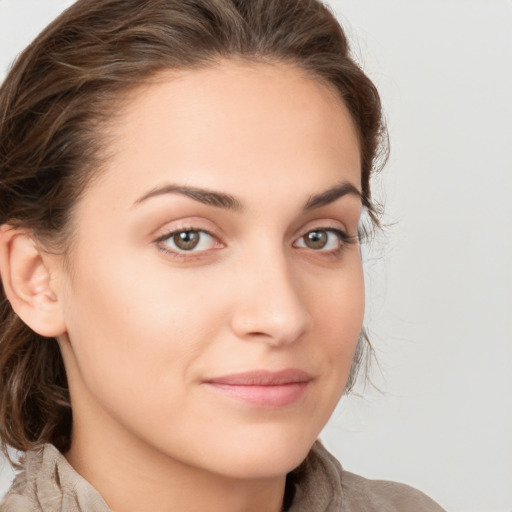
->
[287,442,446,512]
[1,442,446,512]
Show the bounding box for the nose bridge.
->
[229,242,312,345]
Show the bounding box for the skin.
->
[8,61,365,512]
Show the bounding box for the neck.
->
[66,420,287,512]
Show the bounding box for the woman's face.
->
[56,61,364,479]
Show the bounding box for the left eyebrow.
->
[303,181,362,211]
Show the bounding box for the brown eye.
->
[158,229,218,253]
[294,228,347,252]
[304,230,328,249]
[173,231,200,250]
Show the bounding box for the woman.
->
[0,0,446,510]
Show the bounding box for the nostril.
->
[246,331,271,338]
[230,306,310,347]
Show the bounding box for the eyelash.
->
[293,228,357,257]
[155,228,220,259]
[154,226,357,260]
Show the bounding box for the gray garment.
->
[1,442,446,512]
[1,445,110,512]
[288,442,446,512]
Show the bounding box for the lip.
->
[203,369,313,408]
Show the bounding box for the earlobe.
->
[0,225,66,338]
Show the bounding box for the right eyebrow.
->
[132,184,243,211]
[303,181,363,211]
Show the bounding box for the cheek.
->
[312,261,365,336]
[59,264,232,455]
[308,260,365,382]
[60,252,223,401]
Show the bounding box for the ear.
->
[0,225,66,337]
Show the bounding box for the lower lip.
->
[205,382,310,408]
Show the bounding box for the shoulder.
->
[289,441,446,512]
[1,448,43,512]
[340,469,446,512]
[1,444,111,512]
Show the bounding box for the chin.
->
[201,430,316,480]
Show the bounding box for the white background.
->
[0,1,511,511]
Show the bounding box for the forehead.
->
[87,60,361,206]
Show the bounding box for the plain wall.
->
[0,1,511,511]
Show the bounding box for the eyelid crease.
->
[152,215,222,240]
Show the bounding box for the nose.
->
[229,253,312,347]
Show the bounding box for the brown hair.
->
[0,0,387,456]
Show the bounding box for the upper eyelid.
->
[292,219,351,239]
[155,226,215,241]
[294,227,355,245]
[152,218,222,240]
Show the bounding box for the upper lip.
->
[204,369,313,386]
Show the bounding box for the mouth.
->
[203,369,313,408]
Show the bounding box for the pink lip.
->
[203,369,313,408]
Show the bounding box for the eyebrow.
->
[133,184,243,211]
[133,180,362,211]
[303,181,362,211]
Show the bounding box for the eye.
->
[293,228,349,252]
[157,229,218,253]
